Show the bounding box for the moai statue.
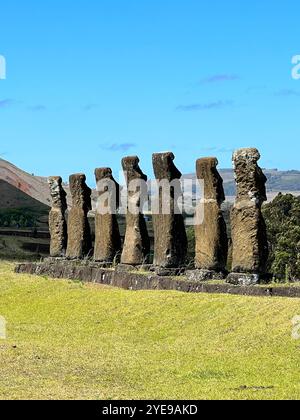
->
[94,168,122,263]
[152,152,187,274]
[227,148,269,285]
[187,158,228,281]
[48,176,68,257]
[66,174,92,259]
[121,156,150,266]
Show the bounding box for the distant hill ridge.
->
[1,159,300,209]
[183,168,300,200]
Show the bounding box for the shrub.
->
[263,193,300,281]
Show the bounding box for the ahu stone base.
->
[186,269,226,282]
[14,260,300,298]
[116,264,153,274]
[226,272,260,286]
[153,267,185,277]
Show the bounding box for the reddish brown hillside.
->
[0,158,51,207]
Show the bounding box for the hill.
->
[0,180,49,212]
[221,168,300,197]
[184,168,300,201]
[0,158,51,208]
[0,261,299,400]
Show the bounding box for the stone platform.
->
[15,260,300,299]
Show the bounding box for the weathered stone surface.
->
[233,148,267,204]
[230,148,269,275]
[186,269,225,282]
[230,206,269,274]
[48,176,68,257]
[66,174,92,259]
[227,273,260,286]
[152,152,187,268]
[194,157,228,273]
[94,168,121,262]
[121,156,150,265]
[155,267,185,277]
[116,264,153,274]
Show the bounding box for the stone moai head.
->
[69,174,92,212]
[233,148,267,205]
[95,167,115,184]
[48,176,67,212]
[95,167,120,210]
[152,152,182,181]
[122,156,147,183]
[196,157,225,204]
[122,156,148,209]
[152,152,183,207]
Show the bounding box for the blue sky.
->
[0,0,300,185]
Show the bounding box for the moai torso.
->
[48,176,68,257]
[94,168,121,262]
[121,156,150,265]
[66,174,92,259]
[231,148,268,274]
[194,158,228,272]
[152,152,187,268]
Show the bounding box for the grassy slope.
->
[0,261,300,400]
[0,236,49,260]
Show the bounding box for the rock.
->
[186,269,225,282]
[154,267,185,277]
[194,157,228,273]
[116,264,137,273]
[121,156,150,265]
[66,174,92,259]
[94,168,122,263]
[48,176,68,257]
[230,148,269,276]
[116,264,153,274]
[152,152,187,268]
[233,148,267,204]
[226,273,260,286]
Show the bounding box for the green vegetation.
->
[0,261,299,400]
[263,194,300,282]
[0,208,44,228]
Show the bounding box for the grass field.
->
[0,235,49,260]
[0,261,300,400]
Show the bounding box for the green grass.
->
[0,235,49,260]
[0,261,300,400]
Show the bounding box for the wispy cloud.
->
[100,143,137,153]
[200,74,240,84]
[83,103,99,111]
[0,99,14,108]
[176,100,234,112]
[274,89,300,97]
[28,105,47,112]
